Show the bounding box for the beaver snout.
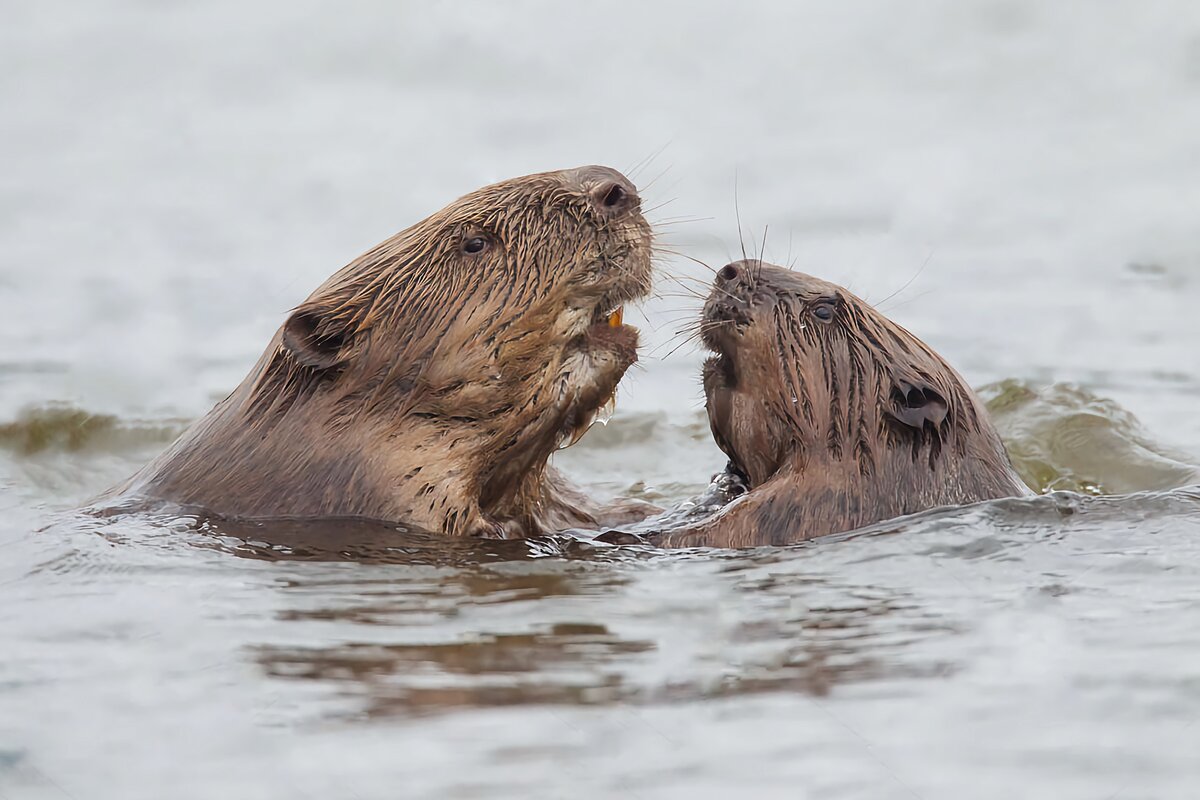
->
[708,300,740,322]
[565,165,640,218]
[706,269,754,324]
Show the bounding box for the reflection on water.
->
[114,506,959,716]
[196,513,577,566]
[253,562,957,717]
[258,624,653,713]
[220,488,1200,723]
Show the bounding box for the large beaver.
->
[107,166,655,538]
[651,260,1030,548]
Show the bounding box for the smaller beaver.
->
[651,260,1030,548]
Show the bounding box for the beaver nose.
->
[718,260,759,285]
[567,165,640,218]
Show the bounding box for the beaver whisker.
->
[693,319,732,337]
[732,173,750,266]
[644,317,719,359]
[696,318,736,335]
[875,289,935,314]
[754,224,770,266]
[624,143,671,182]
[641,314,688,335]
[655,328,717,361]
[656,271,708,289]
[640,197,679,217]
[870,250,934,311]
[657,253,712,271]
[647,329,696,353]
[638,163,675,193]
[750,257,765,286]
[668,321,709,338]
[659,319,732,357]
[656,296,707,312]
[648,253,700,280]
[646,215,712,227]
[707,281,743,304]
[648,255,710,292]
[649,270,711,306]
[783,229,796,274]
[657,308,707,323]
[656,273,709,298]
[666,249,721,276]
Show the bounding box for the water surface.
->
[3,2,1200,798]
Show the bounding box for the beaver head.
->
[123,166,654,536]
[685,259,1027,545]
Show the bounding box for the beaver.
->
[106,166,656,538]
[650,260,1030,548]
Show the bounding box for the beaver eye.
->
[811,302,836,322]
[461,234,490,255]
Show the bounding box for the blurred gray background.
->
[3,0,1198,450]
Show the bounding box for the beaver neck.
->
[123,353,573,537]
[786,424,1027,533]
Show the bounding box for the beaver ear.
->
[887,378,948,430]
[281,307,350,370]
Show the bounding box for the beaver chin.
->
[698,351,753,481]
[553,295,644,451]
[700,328,791,488]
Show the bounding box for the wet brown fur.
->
[653,260,1029,548]
[109,166,656,537]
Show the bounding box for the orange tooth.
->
[607,307,623,328]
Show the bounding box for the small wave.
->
[982,380,1200,494]
[0,403,188,456]
[6,382,1195,507]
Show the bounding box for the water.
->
[3,1,1200,797]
